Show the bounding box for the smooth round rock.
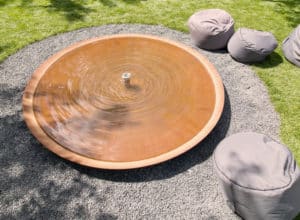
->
[228,28,278,63]
[188,9,235,50]
[213,132,300,220]
[282,25,300,67]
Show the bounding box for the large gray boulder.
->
[187,9,234,50]
[282,25,300,67]
[213,132,300,220]
[228,28,278,63]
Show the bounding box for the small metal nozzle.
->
[122,72,131,87]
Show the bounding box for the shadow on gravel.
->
[0,113,117,219]
[0,85,230,217]
[0,86,117,218]
[199,49,228,54]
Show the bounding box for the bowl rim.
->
[22,34,224,170]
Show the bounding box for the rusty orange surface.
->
[23,35,224,169]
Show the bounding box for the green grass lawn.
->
[0,0,299,161]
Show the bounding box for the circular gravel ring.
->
[0,24,280,219]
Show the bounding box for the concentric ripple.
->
[32,36,217,162]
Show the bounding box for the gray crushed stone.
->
[0,24,280,219]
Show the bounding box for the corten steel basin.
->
[23,34,224,169]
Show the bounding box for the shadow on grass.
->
[0,0,33,7]
[98,0,146,7]
[0,0,146,20]
[0,45,10,54]
[47,0,95,22]
[252,51,284,68]
[0,0,94,21]
[263,0,300,28]
[0,0,15,6]
[98,0,118,7]
[122,0,147,3]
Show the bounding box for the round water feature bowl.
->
[23,34,224,169]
